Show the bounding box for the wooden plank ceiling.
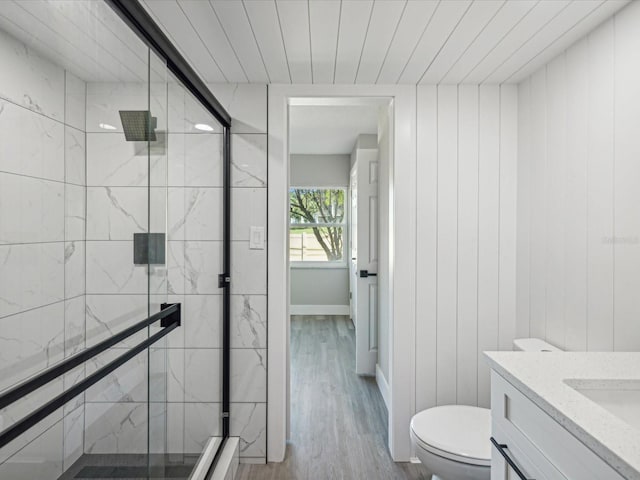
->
[141,0,630,84]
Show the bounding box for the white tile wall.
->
[85,350,148,403]
[0,242,65,317]
[230,349,267,403]
[230,295,266,349]
[0,100,64,182]
[65,184,86,242]
[0,31,88,475]
[231,134,267,187]
[184,295,222,348]
[0,419,64,480]
[65,126,86,185]
[230,403,267,458]
[84,403,148,454]
[207,84,267,135]
[86,133,164,187]
[64,72,86,132]
[86,241,150,294]
[0,37,268,469]
[0,28,65,121]
[62,405,84,471]
[164,82,268,462]
[0,173,64,244]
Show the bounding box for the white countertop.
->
[485,351,640,480]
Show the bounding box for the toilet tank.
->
[513,338,562,352]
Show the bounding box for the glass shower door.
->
[0,1,228,477]
[155,71,226,470]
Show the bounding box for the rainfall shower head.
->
[118,110,157,142]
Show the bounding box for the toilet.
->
[410,338,561,480]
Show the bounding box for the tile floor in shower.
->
[58,454,200,480]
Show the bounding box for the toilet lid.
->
[411,406,491,467]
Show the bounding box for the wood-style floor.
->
[236,315,429,480]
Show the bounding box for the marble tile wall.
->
[0,26,87,479]
[209,83,268,463]
[80,81,269,463]
[82,81,168,457]
[0,27,269,472]
[159,82,268,463]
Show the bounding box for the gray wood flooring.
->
[236,315,429,480]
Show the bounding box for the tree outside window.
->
[289,188,346,263]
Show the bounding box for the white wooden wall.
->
[516,0,640,353]
[416,84,518,410]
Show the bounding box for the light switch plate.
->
[249,226,265,249]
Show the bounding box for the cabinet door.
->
[491,371,626,480]
[491,425,567,480]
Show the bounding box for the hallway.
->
[236,315,427,480]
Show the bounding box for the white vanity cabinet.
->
[490,372,625,480]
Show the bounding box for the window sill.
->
[290,262,348,270]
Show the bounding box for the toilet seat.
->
[410,405,491,467]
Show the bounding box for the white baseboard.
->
[289,305,350,316]
[376,364,390,410]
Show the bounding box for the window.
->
[289,188,346,264]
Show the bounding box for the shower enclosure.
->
[0,1,231,478]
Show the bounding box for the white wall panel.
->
[544,54,567,349]
[564,38,588,352]
[613,0,640,352]
[415,85,438,412]
[518,0,640,354]
[416,85,517,410]
[586,19,615,352]
[456,85,479,406]
[435,85,458,406]
[498,85,517,351]
[477,85,500,408]
[528,68,547,340]
[516,78,531,339]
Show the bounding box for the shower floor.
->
[59,454,199,480]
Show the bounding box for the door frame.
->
[267,84,417,462]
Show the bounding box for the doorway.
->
[239,94,424,477]
[286,98,393,459]
[267,85,418,463]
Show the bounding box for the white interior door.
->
[350,166,358,328]
[350,147,379,375]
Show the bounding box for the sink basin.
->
[565,379,640,431]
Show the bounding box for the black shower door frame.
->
[106,0,233,465]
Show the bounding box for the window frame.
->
[289,186,348,268]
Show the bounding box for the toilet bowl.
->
[410,338,560,480]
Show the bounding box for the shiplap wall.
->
[517,0,640,353]
[415,84,517,410]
